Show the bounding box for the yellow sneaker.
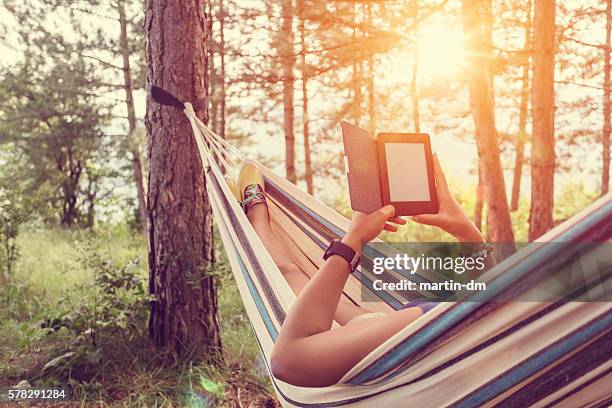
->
[238,163,265,200]
[238,163,267,214]
[225,177,241,202]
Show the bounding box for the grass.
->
[0,224,278,407]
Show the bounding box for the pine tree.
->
[529,0,556,241]
[281,0,297,183]
[461,0,515,243]
[511,0,533,211]
[602,0,611,195]
[145,0,222,360]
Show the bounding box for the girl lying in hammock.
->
[227,156,489,387]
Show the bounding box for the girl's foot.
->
[238,163,267,214]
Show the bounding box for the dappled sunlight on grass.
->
[0,225,277,407]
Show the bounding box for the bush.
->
[0,178,30,283]
[37,237,149,382]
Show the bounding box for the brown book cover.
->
[341,121,383,213]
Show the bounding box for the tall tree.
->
[410,0,421,133]
[36,0,149,232]
[352,4,363,126]
[366,3,377,135]
[117,0,147,235]
[145,0,222,359]
[298,0,314,194]
[603,0,611,196]
[219,0,227,140]
[281,0,297,183]
[461,0,515,243]
[0,58,108,227]
[511,0,533,211]
[207,0,218,134]
[474,162,485,230]
[529,0,556,241]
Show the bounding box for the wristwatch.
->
[459,242,495,259]
[323,239,360,272]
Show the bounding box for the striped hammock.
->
[152,87,612,408]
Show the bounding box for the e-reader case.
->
[341,122,439,216]
[341,121,383,213]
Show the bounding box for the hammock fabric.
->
[152,86,612,408]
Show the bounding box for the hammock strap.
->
[149,85,242,171]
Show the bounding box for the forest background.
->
[0,0,610,406]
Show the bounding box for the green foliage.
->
[32,237,149,382]
[0,227,276,406]
[554,181,599,222]
[0,148,34,282]
[0,0,145,229]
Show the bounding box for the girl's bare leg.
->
[270,207,422,387]
[247,203,370,325]
[269,242,424,387]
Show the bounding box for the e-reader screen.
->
[385,143,431,202]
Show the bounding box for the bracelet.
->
[459,242,494,259]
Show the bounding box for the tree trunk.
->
[281,0,297,183]
[59,148,82,227]
[353,63,363,126]
[366,4,376,136]
[603,0,611,196]
[410,54,421,133]
[511,0,532,211]
[219,0,227,140]
[474,161,485,231]
[207,0,218,134]
[84,176,96,229]
[461,0,515,244]
[529,0,556,241]
[298,0,313,195]
[410,0,421,133]
[352,4,362,126]
[118,0,147,236]
[145,0,222,361]
[367,59,376,135]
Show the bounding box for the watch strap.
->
[324,239,360,272]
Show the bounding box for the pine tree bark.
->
[59,149,82,227]
[219,0,227,140]
[602,0,611,196]
[461,0,515,243]
[367,59,376,134]
[298,0,313,195]
[145,0,222,360]
[474,161,484,231]
[410,54,421,133]
[207,0,218,135]
[281,0,296,183]
[511,0,532,211]
[410,1,421,133]
[118,0,147,236]
[529,0,556,241]
[352,4,362,126]
[366,4,376,136]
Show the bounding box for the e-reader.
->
[341,122,439,216]
[377,133,438,215]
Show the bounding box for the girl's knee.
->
[270,342,294,383]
